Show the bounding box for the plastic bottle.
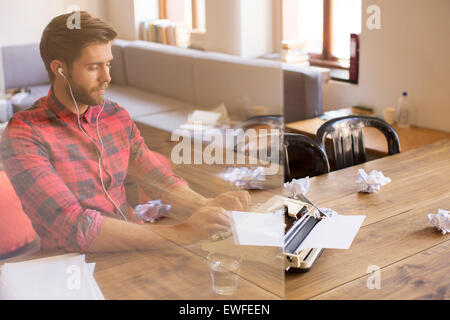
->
[396,91,410,128]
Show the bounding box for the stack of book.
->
[281,41,310,65]
[140,19,178,46]
[189,29,205,50]
[282,50,310,64]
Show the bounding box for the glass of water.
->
[207,252,243,295]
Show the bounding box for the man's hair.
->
[40,11,117,82]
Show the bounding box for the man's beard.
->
[67,76,108,106]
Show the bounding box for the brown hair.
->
[40,11,117,82]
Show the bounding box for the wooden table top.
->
[71,139,450,299]
[286,110,450,156]
[2,121,448,300]
[286,139,450,299]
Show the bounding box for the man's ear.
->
[50,60,66,79]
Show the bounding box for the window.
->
[159,0,205,31]
[154,0,205,49]
[282,0,361,81]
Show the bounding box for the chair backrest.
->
[316,115,400,170]
[284,133,330,182]
[237,115,284,130]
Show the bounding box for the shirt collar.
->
[47,87,102,125]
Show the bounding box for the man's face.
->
[66,41,113,106]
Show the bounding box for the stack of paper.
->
[180,104,230,130]
[0,254,104,300]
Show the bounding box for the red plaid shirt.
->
[0,88,187,252]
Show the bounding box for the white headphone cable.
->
[63,75,128,221]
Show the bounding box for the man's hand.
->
[205,191,252,212]
[164,206,231,245]
[185,206,231,237]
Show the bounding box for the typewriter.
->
[283,197,325,272]
[201,195,325,272]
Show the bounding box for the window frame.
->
[159,0,203,32]
[281,0,352,70]
[159,0,168,20]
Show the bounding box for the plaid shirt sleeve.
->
[126,119,188,202]
[0,117,104,252]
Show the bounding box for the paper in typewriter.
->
[295,215,366,251]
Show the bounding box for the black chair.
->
[234,117,329,181]
[233,115,284,154]
[236,115,284,131]
[284,133,330,182]
[316,115,400,170]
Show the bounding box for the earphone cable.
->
[63,76,127,221]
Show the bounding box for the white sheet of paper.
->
[231,211,284,247]
[296,215,365,251]
[0,254,104,300]
[84,263,105,300]
[187,110,222,125]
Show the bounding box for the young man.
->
[0,12,250,253]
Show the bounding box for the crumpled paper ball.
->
[222,166,265,189]
[284,177,310,198]
[428,209,449,235]
[356,169,391,193]
[135,200,171,223]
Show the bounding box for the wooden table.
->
[2,122,448,300]
[286,139,450,299]
[286,109,450,156]
[0,127,286,300]
[166,137,449,300]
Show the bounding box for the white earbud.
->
[58,67,65,77]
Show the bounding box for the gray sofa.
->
[1,40,324,133]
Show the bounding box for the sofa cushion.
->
[1,44,49,89]
[194,51,283,119]
[123,41,197,105]
[107,84,194,119]
[111,39,130,86]
[0,170,37,256]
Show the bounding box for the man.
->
[0,12,250,253]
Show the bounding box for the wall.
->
[91,0,277,58]
[323,0,450,132]
[205,0,275,58]
[106,0,159,41]
[0,0,107,46]
[204,0,242,55]
[0,0,107,92]
[240,0,274,58]
[105,0,136,41]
